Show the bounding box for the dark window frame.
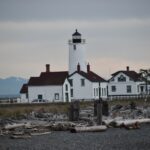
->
[111,86,116,92]
[118,75,126,82]
[71,89,73,97]
[38,94,43,100]
[127,85,132,93]
[65,84,68,91]
[55,93,59,100]
[81,79,85,87]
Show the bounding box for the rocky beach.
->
[0,124,150,150]
[0,100,150,150]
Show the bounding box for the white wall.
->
[69,73,93,100]
[28,85,63,102]
[20,94,28,103]
[69,42,87,74]
[62,79,71,102]
[69,73,108,100]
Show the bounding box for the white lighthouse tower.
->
[68,29,87,75]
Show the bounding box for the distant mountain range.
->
[0,77,28,97]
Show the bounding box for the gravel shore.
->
[0,124,150,150]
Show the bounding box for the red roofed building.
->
[68,63,108,100]
[20,64,71,102]
[108,66,146,99]
[20,30,108,102]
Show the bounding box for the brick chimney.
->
[126,66,129,71]
[87,63,90,73]
[77,63,80,72]
[46,64,50,72]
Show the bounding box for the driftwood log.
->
[104,118,150,129]
[10,135,31,139]
[31,131,51,136]
[70,125,107,133]
[4,123,31,130]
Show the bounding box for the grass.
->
[0,99,149,118]
[0,102,70,118]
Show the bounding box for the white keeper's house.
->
[20,30,108,103]
[108,66,147,99]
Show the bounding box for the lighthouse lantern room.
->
[68,29,87,74]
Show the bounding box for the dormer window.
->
[118,75,126,82]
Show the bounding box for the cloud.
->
[0,18,150,78]
[0,19,150,31]
[0,0,150,21]
[90,57,150,79]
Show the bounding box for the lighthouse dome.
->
[72,29,81,43]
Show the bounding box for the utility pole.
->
[97,83,102,125]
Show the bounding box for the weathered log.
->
[10,135,31,139]
[123,122,140,130]
[50,121,76,131]
[31,131,51,136]
[70,125,107,133]
[13,131,24,135]
[104,118,150,129]
[4,123,31,130]
[115,118,150,127]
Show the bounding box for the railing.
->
[108,94,150,101]
[68,39,86,44]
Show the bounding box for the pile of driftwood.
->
[0,120,76,139]
[1,101,150,138]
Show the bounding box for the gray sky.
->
[0,0,150,79]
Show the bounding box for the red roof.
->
[28,71,68,86]
[111,70,142,81]
[20,84,28,94]
[69,71,106,82]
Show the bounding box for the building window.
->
[104,88,106,96]
[69,79,73,87]
[71,89,73,97]
[118,75,126,82]
[38,94,43,100]
[140,86,144,92]
[73,45,76,50]
[127,85,132,93]
[65,84,68,91]
[55,93,59,100]
[101,88,103,96]
[96,88,99,96]
[81,79,85,86]
[111,86,116,92]
[94,88,96,97]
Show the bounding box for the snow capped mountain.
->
[0,77,28,96]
